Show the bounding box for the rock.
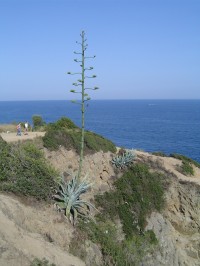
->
[143,181,200,266]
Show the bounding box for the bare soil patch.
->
[0,193,85,266]
[0,132,45,143]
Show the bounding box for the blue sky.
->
[0,0,199,100]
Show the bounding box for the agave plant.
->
[53,174,95,224]
[112,150,136,169]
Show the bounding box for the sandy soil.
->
[136,150,200,186]
[0,132,45,142]
[0,194,85,266]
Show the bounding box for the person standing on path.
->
[16,123,21,136]
[24,121,28,135]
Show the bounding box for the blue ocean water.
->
[0,100,199,162]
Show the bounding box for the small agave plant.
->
[111,149,136,169]
[53,174,95,224]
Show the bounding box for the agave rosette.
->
[112,150,136,169]
[53,174,95,223]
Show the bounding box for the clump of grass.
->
[0,139,58,200]
[152,151,168,157]
[170,153,200,168]
[170,153,198,176]
[180,161,194,176]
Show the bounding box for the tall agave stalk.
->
[67,31,98,180]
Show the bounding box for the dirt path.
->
[0,132,45,143]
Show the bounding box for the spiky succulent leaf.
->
[112,150,136,169]
[53,174,95,224]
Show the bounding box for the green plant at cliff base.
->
[67,30,99,180]
[112,149,136,169]
[53,174,95,224]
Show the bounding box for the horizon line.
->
[0,98,200,102]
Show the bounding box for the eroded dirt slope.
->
[0,194,85,266]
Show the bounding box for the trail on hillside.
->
[0,132,45,142]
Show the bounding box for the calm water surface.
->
[0,100,199,162]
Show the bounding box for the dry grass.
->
[0,124,17,133]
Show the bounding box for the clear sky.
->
[0,0,199,100]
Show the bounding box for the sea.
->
[0,100,199,162]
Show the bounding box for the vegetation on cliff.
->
[70,163,165,265]
[43,128,116,154]
[0,136,57,200]
[152,151,200,176]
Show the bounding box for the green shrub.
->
[84,131,116,153]
[43,129,116,154]
[74,219,158,266]
[70,163,165,265]
[96,163,164,235]
[46,117,78,130]
[80,220,127,265]
[152,151,168,157]
[43,129,73,151]
[0,141,58,200]
[0,135,7,148]
[32,115,46,130]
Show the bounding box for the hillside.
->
[0,133,199,265]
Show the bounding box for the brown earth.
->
[0,193,85,266]
[0,132,45,143]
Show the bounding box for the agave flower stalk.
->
[67,31,99,180]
